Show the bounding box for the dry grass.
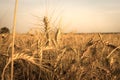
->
[0,33,120,80]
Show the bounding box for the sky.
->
[0,0,120,33]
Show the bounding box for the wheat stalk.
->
[54,48,66,71]
[37,39,43,64]
[11,0,18,80]
[43,16,51,46]
[55,28,61,46]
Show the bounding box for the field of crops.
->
[0,33,120,80]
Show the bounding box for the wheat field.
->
[0,32,120,80]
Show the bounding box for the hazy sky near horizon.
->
[0,0,120,33]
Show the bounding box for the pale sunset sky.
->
[0,0,120,33]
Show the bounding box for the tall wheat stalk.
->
[11,0,18,80]
[43,16,50,46]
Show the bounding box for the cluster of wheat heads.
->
[42,16,62,48]
[0,12,63,80]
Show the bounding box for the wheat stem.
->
[11,0,18,80]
